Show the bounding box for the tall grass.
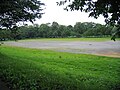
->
[0,46,120,90]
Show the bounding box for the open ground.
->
[4,38,120,57]
[0,38,120,90]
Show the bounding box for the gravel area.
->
[4,40,120,57]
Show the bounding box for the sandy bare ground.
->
[4,40,120,57]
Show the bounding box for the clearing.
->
[4,38,120,57]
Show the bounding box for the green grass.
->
[20,37,120,42]
[0,46,120,90]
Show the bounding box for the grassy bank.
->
[0,46,120,90]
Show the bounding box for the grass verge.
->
[20,37,120,42]
[0,46,120,90]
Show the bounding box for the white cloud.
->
[34,0,105,26]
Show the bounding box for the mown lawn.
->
[21,37,120,42]
[0,46,120,90]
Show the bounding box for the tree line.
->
[0,21,119,41]
[0,0,119,41]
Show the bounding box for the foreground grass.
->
[20,37,120,42]
[0,46,120,90]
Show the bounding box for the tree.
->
[57,0,120,25]
[0,0,44,29]
[39,24,50,38]
[66,25,74,37]
[74,22,88,37]
[51,22,59,38]
[0,29,11,41]
[59,25,68,37]
[57,0,120,40]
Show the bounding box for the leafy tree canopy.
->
[0,0,44,29]
[57,0,120,25]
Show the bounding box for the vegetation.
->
[58,0,120,25]
[0,46,120,90]
[1,22,117,41]
[0,0,44,29]
[21,37,119,42]
[0,0,119,40]
[0,0,120,89]
[57,0,120,40]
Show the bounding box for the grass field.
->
[21,37,120,42]
[0,46,120,90]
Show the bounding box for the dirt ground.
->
[4,40,120,57]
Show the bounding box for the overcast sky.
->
[34,0,105,26]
